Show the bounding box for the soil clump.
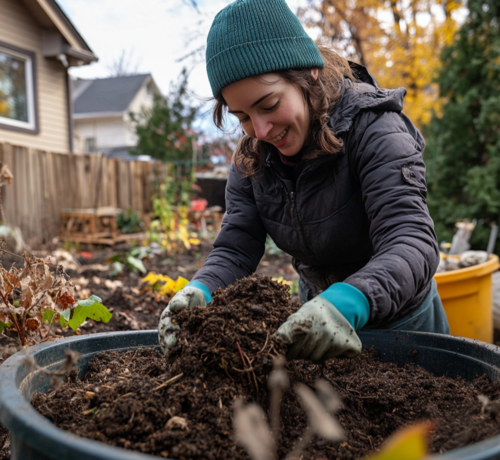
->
[32,275,500,459]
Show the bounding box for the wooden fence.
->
[0,143,170,248]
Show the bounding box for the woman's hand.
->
[158,284,209,355]
[274,297,362,362]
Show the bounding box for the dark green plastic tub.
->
[1,330,500,460]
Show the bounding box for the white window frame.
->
[0,42,38,134]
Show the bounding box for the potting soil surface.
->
[32,275,500,460]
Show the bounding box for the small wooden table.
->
[60,207,144,245]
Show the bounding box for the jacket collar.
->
[328,62,407,135]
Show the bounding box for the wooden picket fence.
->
[0,143,171,248]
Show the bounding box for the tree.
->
[107,49,141,77]
[130,69,199,162]
[424,0,500,251]
[299,0,462,127]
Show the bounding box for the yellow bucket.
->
[434,254,499,343]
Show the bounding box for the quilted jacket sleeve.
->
[192,163,267,292]
[343,111,440,326]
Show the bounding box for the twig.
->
[1,249,22,260]
[23,350,80,389]
[27,283,57,313]
[2,249,68,269]
[222,363,235,381]
[232,366,255,373]
[236,341,254,392]
[0,288,26,346]
[152,373,183,391]
[259,331,270,354]
[243,349,259,395]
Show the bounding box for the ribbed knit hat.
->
[206,0,324,97]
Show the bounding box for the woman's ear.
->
[310,68,319,81]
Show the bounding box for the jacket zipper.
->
[266,155,315,260]
[290,169,315,260]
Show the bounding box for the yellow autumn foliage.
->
[364,421,433,460]
[141,272,189,297]
[299,0,462,128]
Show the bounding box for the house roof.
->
[73,74,154,116]
[101,146,154,162]
[22,0,97,66]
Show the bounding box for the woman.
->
[158,0,450,362]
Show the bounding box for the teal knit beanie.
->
[206,0,324,97]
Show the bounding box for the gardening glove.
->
[274,283,370,363]
[158,280,212,355]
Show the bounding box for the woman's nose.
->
[252,118,272,141]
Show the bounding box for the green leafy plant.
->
[116,209,145,234]
[43,295,111,332]
[108,246,148,276]
[147,176,200,253]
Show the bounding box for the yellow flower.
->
[141,272,162,285]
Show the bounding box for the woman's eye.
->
[239,116,250,123]
[263,100,280,111]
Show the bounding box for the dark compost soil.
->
[31,274,500,459]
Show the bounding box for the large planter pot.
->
[434,254,500,343]
[2,330,500,460]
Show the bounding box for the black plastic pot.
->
[195,176,227,210]
[1,330,500,460]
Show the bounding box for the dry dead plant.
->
[0,242,111,350]
[22,349,81,389]
[234,356,345,460]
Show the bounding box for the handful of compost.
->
[158,284,209,354]
[158,280,363,362]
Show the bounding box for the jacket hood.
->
[328,62,407,135]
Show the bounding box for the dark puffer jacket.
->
[193,68,439,327]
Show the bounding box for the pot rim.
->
[1,330,500,460]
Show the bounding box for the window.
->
[0,43,38,133]
[85,137,97,152]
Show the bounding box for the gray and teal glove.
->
[158,280,212,355]
[274,283,369,362]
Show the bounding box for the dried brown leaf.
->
[26,317,40,331]
[3,271,19,294]
[38,263,54,291]
[233,398,275,460]
[20,277,34,310]
[315,379,343,413]
[294,383,345,442]
[0,164,14,185]
[56,286,76,310]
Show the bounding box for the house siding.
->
[125,82,155,146]
[0,0,70,152]
[74,80,156,153]
[74,116,129,152]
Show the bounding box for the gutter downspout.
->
[61,58,74,153]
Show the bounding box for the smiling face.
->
[222,70,318,157]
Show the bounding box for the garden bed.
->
[30,275,500,460]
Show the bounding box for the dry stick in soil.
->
[236,340,255,392]
[268,356,289,443]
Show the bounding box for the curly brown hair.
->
[212,46,355,178]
